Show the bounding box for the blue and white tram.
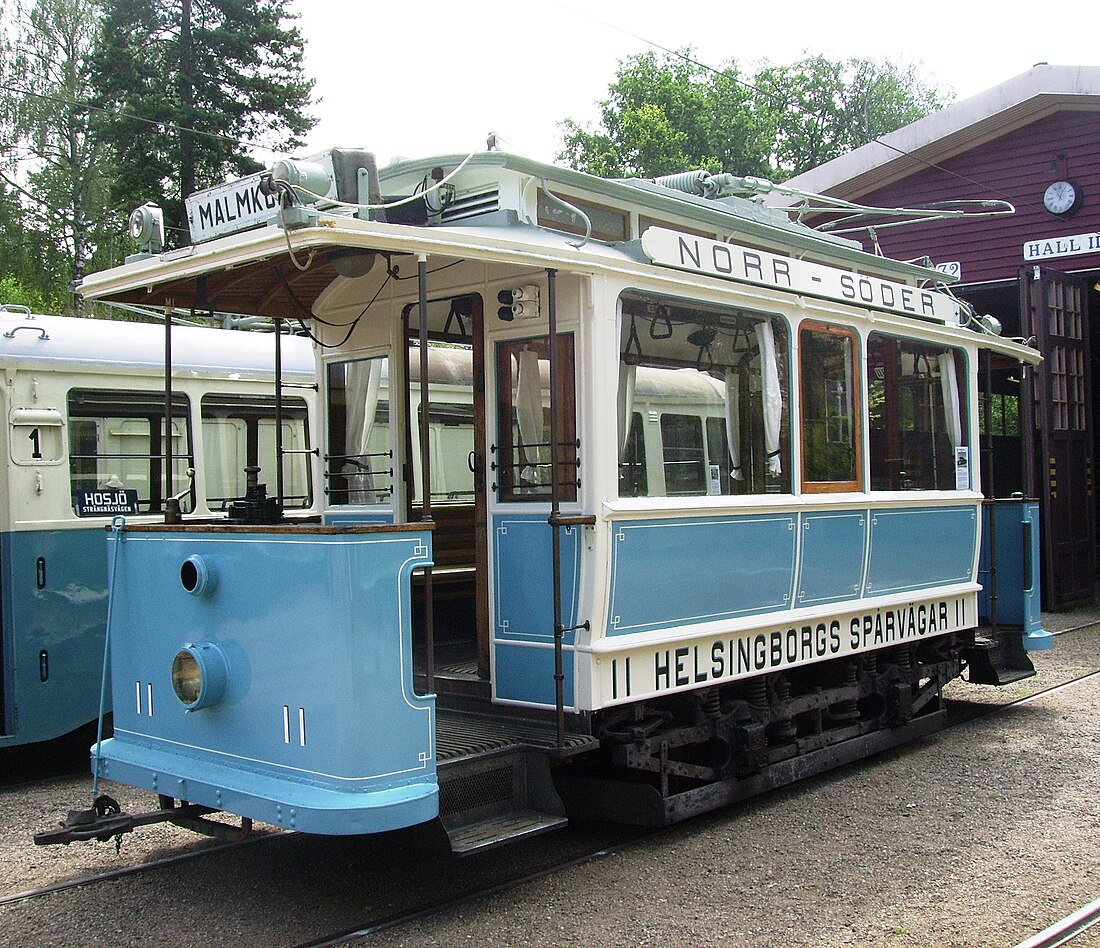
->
[40,148,1048,849]
[1,308,317,750]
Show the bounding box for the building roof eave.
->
[769,65,1100,206]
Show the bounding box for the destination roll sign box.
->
[642,227,961,325]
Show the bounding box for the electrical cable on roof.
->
[275,141,484,212]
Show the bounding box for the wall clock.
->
[1043,180,1082,216]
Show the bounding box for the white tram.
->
[1,308,317,749]
[37,148,1048,850]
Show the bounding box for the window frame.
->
[495,333,577,503]
[66,388,194,515]
[799,321,863,494]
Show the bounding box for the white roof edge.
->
[770,64,1100,205]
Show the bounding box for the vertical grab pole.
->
[274,318,285,512]
[983,350,998,631]
[163,304,175,523]
[547,267,565,749]
[418,255,435,691]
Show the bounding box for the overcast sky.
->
[287,0,1098,168]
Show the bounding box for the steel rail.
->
[1014,896,1100,948]
[292,836,645,948]
[0,831,281,908]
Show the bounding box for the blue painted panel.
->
[607,515,797,635]
[1,527,111,747]
[323,509,394,526]
[99,526,436,834]
[865,506,976,596]
[492,516,581,642]
[493,643,575,707]
[978,500,1050,648]
[796,511,866,607]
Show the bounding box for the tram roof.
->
[73,149,1040,363]
[0,310,314,375]
[79,150,947,313]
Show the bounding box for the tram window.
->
[617,293,790,498]
[660,414,706,495]
[201,394,312,510]
[67,389,193,514]
[618,412,647,497]
[800,324,861,492]
[326,356,392,505]
[537,191,627,242]
[408,344,476,505]
[868,335,967,491]
[496,335,577,502]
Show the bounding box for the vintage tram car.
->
[38,147,1047,851]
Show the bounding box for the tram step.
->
[438,745,568,855]
[963,635,1037,686]
[444,809,569,855]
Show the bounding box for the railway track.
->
[0,831,282,909]
[294,666,1100,947]
[5,660,1097,944]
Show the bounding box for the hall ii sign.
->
[1023,231,1100,262]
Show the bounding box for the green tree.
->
[0,0,95,312]
[90,0,316,245]
[559,50,773,179]
[559,51,950,182]
[754,55,949,176]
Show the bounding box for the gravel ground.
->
[1,617,1098,947]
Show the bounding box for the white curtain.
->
[345,358,382,501]
[938,352,963,448]
[754,322,783,476]
[723,368,743,480]
[515,349,545,485]
[618,362,636,459]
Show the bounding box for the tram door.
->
[1020,266,1096,608]
[403,294,490,678]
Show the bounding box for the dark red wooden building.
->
[776,65,1100,608]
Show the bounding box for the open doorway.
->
[402,294,489,682]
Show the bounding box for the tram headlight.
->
[171,643,229,711]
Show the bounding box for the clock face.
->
[1044,180,1080,216]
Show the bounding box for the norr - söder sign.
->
[641,227,960,324]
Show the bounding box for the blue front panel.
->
[492,515,581,707]
[978,500,1049,648]
[1,527,110,746]
[493,516,581,641]
[607,515,797,635]
[796,511,866,607]
[865,506,976,596]
[99,526,436,834]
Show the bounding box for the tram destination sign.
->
[185,172,281,242]
[73,488,140,517]
[641,227,961,324]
